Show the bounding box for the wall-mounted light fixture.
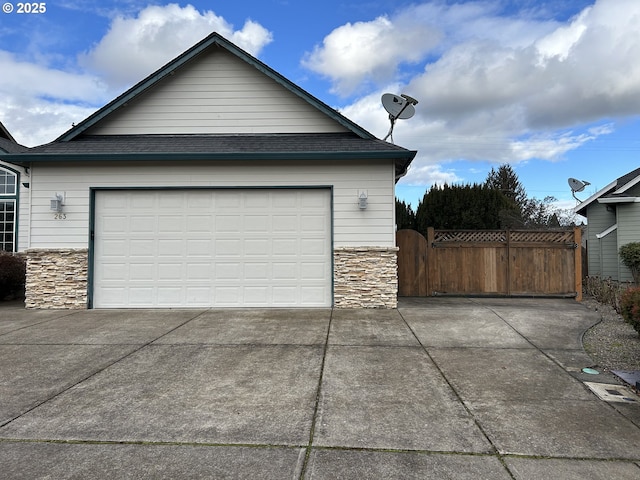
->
[358,191,368,210]
[50,193,64,212]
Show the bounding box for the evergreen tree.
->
[415,183,515,234]
[485,164,527,208]
[395,198,416,230]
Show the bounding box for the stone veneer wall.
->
[333,246,398,308]
[25,249,88,309]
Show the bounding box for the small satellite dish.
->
[568,178,588,193]
[381,93,419,143]
[382,93,416,120]
[568,177,591,202]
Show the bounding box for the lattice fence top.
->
[509,230,575,243]
[434,230,506,242]
[433,229,575,244]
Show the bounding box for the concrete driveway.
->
[1,298,639,479]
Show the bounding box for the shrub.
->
[619,286,640,335]
[619,242,640,283]
[0,252,26,300]
[583,276,630,312]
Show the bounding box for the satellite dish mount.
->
[568,177,590,202]
[381,93,418,143]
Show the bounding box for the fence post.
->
[506,229,511,296]
[426,227,434,296]
[574,226,582,301]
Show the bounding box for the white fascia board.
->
[597,196,640,204]
[614,175,640,194]
[573,180,617,214]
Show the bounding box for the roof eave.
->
[613,174,640,194]
[573,179,617,216]
[4,150,417,164]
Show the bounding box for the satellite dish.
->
[381,92,419,143]
[568,177,591,202]
[382,93,416,120]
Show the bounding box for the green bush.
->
[619,242,640,283]
[619,286,640,335]
[0,252,26,300]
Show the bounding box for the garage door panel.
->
[302,286,328,301]
[186,215,213,231]
[215,215,241,232]
[94,189,331,308]
[244,215,269,232]
[215,263,241,279]
[129,287,155,305]
[301,215,326,231]
[273,263,297,280]
[216,239,240,255]
[129,263,155,281]
[301,263,327,280]
[157,288,183,305]
[244,239,269,256]
[158,263,182,280]
[186,239,211,256]
[103,216,127,233]
[101,264,126,280]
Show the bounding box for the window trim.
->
[0,165,19,252]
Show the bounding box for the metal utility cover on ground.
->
[583,382,639,404]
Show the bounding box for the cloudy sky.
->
[1,0,639,212]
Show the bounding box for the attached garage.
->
[8,33,416,309]
[93,188,332,308]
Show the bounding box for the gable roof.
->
[0,121,28,154]
[0,121,15,143]
[56,32,376,142]
[4,32,416,179]
[575,167,640,216]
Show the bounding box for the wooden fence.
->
[397,227,582,300]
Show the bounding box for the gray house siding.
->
[617,200,640,282]
[586,203,617,277]
[600,228,619,279]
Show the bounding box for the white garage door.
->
[93,189,332,308]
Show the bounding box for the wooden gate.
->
[397,229,428,296]
[396,227,582,299]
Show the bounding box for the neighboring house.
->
[0,121,28,253]
[575,167,640,282]
[4,32,416,309]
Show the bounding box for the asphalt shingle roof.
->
[0,137,28,154]
[28,133,411,155]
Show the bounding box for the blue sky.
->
[1,0,639,216]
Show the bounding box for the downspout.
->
[27,163,32,248]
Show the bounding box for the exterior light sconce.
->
[50,193,64,213]
[358,191,368,210]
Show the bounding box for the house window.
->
[0,167,17,252]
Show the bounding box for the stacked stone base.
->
[25,249,88,309]
[23,246,399,309]
[333,246,398,308]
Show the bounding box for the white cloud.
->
[302,14,439,96]
[0,51,106,104]
[330,0,636,187]
[0,51,106,145]
[0,98,97,147]
[399,163,461,187]
[410,0,640,130]
[0,4,273,146]
[79,3,273,89]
